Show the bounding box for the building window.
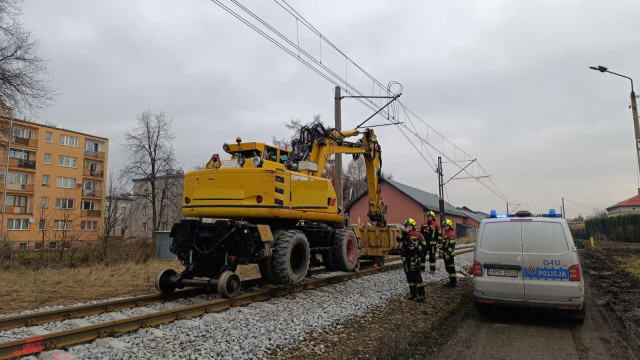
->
[142,222,148,231]
[6,195,27,214]
[81,201,95,210]
[62,241,71,249]
[45,131,53,143]
[143,206,148,216]
[55,198,74,209]
[44,153,51,165]
[8,171,28,185]
[53,220,72,231]
[34,242,42,250]
[81,220,98,231]
[7,218,29,230]
[58,155,77,168]
[42,175,50,186]
[12,127,32,139]
[56,177,76,189]
[60,134,78,147]
[9,149,31,160]
[19,242,27,250]
[49,241,57,249]
[38,219,46,230]
[41,197,48,208]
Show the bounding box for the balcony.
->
[82,168,104,178]
[81,189,103,198]
[12,136,38,148]
[8,158,36,170]
[84,150,105,160]
[0,183,35,192]
[0,204,33,214]
[82,209,102,218]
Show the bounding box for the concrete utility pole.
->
[334,86,343,209]
[437,156,445,224]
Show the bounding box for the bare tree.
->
[0,0,55,114]
[121,110,176,232]
[103,172,130,239]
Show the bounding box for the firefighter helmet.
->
[427,210,436,218]
[443,219,453,227]
[404,218,417,228]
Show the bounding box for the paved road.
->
[435,275,636,359]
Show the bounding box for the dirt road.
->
[433,275,634,359]
[281,244,640,359]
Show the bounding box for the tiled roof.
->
[346,178,467,218]
[607,194,640,210]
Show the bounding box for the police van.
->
[472,210,586,322]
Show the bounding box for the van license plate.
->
[488,268,518,277]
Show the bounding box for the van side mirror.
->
[574,240,585,250]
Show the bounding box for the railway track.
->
[0,245,474,359]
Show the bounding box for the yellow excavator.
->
[155,123,398,297]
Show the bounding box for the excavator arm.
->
[285,123,387,226]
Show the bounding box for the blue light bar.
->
[490,210,511,218]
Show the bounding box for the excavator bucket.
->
[353,224,403,257]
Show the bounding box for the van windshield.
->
[522,222,568,253]
[479,222,522,253]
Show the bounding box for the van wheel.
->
[332,229,358,271]
[476,302,492,317]
[572,303,586,324]
[272,230,310,285]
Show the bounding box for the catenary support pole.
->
[334,86,343,209]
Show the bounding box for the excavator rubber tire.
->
[332,228,358,272]
[258,230,283,283]
[272,229,310,285]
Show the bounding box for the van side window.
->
[479,222,522,253]
[522,222,568,253]
[265,146,277,162]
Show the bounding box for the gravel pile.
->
[64,253,473,360]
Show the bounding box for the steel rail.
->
[0,247,474,359]
[0,266,332,332]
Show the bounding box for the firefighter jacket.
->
[420,219,441,245]
[397,230,427,269]
[439,229,456,256]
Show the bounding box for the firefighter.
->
[419,210,441,274]
[439,219,457,287]
[397,218,427,301]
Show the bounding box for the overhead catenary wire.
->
[210,0,514,206]
[564,198,599,210]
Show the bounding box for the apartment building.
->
[0,115,108,249]
[129,172,184,240]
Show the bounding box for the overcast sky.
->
[17,0,640,218]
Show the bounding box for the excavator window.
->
[265,146,278,162]
[279,150,289,164]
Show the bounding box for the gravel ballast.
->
[14,253,474,360]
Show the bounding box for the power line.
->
[564,198,599,210]
[210,0,513,205]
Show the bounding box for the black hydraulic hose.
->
[193,227,237,255]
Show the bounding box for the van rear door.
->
[475,221,524,299]
[521,221,575,302]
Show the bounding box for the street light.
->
[590,65,640,176]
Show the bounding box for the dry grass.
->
[0,260,262,315]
